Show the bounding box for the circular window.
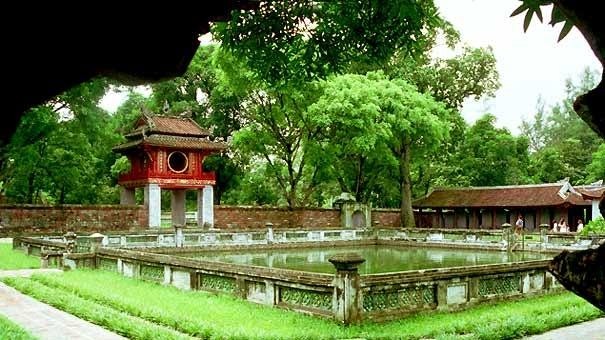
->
[167,151,188,173]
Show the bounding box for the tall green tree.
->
[457,114,531,186]
[1,78,117,204]
[215,1,448,86]
[521,68,604,183]
[310,72,449,227]
[308,74,396,204]
[230,82,323,208]
[387,46,500,196]
[587,143,605,183]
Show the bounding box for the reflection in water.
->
[181,246,552,274]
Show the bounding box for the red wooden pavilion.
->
[113,114,226,228]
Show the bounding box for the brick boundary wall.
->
[214,206,406,229]
[0,204,148,236]
[372,209,402,229]
[0,204,411,236]
[214,206,342,229]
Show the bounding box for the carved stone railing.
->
[360,259,559,322]
[89,248,338,319]
[377,228,604,252]
[38,228,371,249]
[16,228,604,262]
[13,237,67,256]
[57,246,562,324]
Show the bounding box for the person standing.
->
[576,219,584,233]
[515,214,524,235]
[558,218,568,232]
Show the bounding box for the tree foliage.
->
[143,46,246,203]
[214,0,450,85]
[510,0,574,42]
[587,143,605,183]
[310,72,449,226]
[1,78,119,204]
[456,114,531,186]
[522,68,604,184]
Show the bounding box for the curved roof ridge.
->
[431,183,563,191]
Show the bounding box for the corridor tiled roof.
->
[413,183,590,208]
[576,186,605,200]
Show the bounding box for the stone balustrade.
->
[360,259,559,321]
[12,227,601,324]
[54,247,561,324]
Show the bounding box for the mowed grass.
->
[0,314,37,340]
[3,270,603,339]
[0,244,40,270]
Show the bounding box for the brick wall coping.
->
[0,204,143,210]
[372,208,400,212]
[215,205,338,212]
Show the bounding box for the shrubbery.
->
[580,216,605,235]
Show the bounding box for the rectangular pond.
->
[176,245,552,274]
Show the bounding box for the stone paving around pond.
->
[0,269,125,340]
[0,267,603,339]
[524,317,605,340]
[0,269,62,278]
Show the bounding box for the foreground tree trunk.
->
[399,143,415,228]
[549,243,605,311]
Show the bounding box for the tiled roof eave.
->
[112,137,227,152]
[413,202,591,209]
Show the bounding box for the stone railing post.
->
[174,224,184,248]
[328,253,365,325]
[89,233,105,252]
[41,252,49,268]
[63,231,77,254]
[12,237,20,250]
[539,223,550,246]
[266,222,274,244]
[501,223,512,251]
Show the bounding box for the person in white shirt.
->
[515,215,524,235]
[576,219,584,233]
[558,218,568,232]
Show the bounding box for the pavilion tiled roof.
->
[576,186,605,200]
[113,134,227,152]
[113,114,226,152]
[125,115,211,138]
[412,183,591,209]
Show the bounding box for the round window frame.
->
[167,151,189,173]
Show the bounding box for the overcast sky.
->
[434,0,601,133]
[100,1,602,134]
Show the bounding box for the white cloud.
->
[435,0,602,134]
[99,86,152,113]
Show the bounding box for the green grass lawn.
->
[0,314,37,340]
[2,270,603,339]
[0,244,40,270]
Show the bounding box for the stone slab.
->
[0,282,125,340]
[524,317,605,340]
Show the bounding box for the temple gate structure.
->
[113,114,226,228]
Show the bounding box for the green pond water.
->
[178,245,552,274]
